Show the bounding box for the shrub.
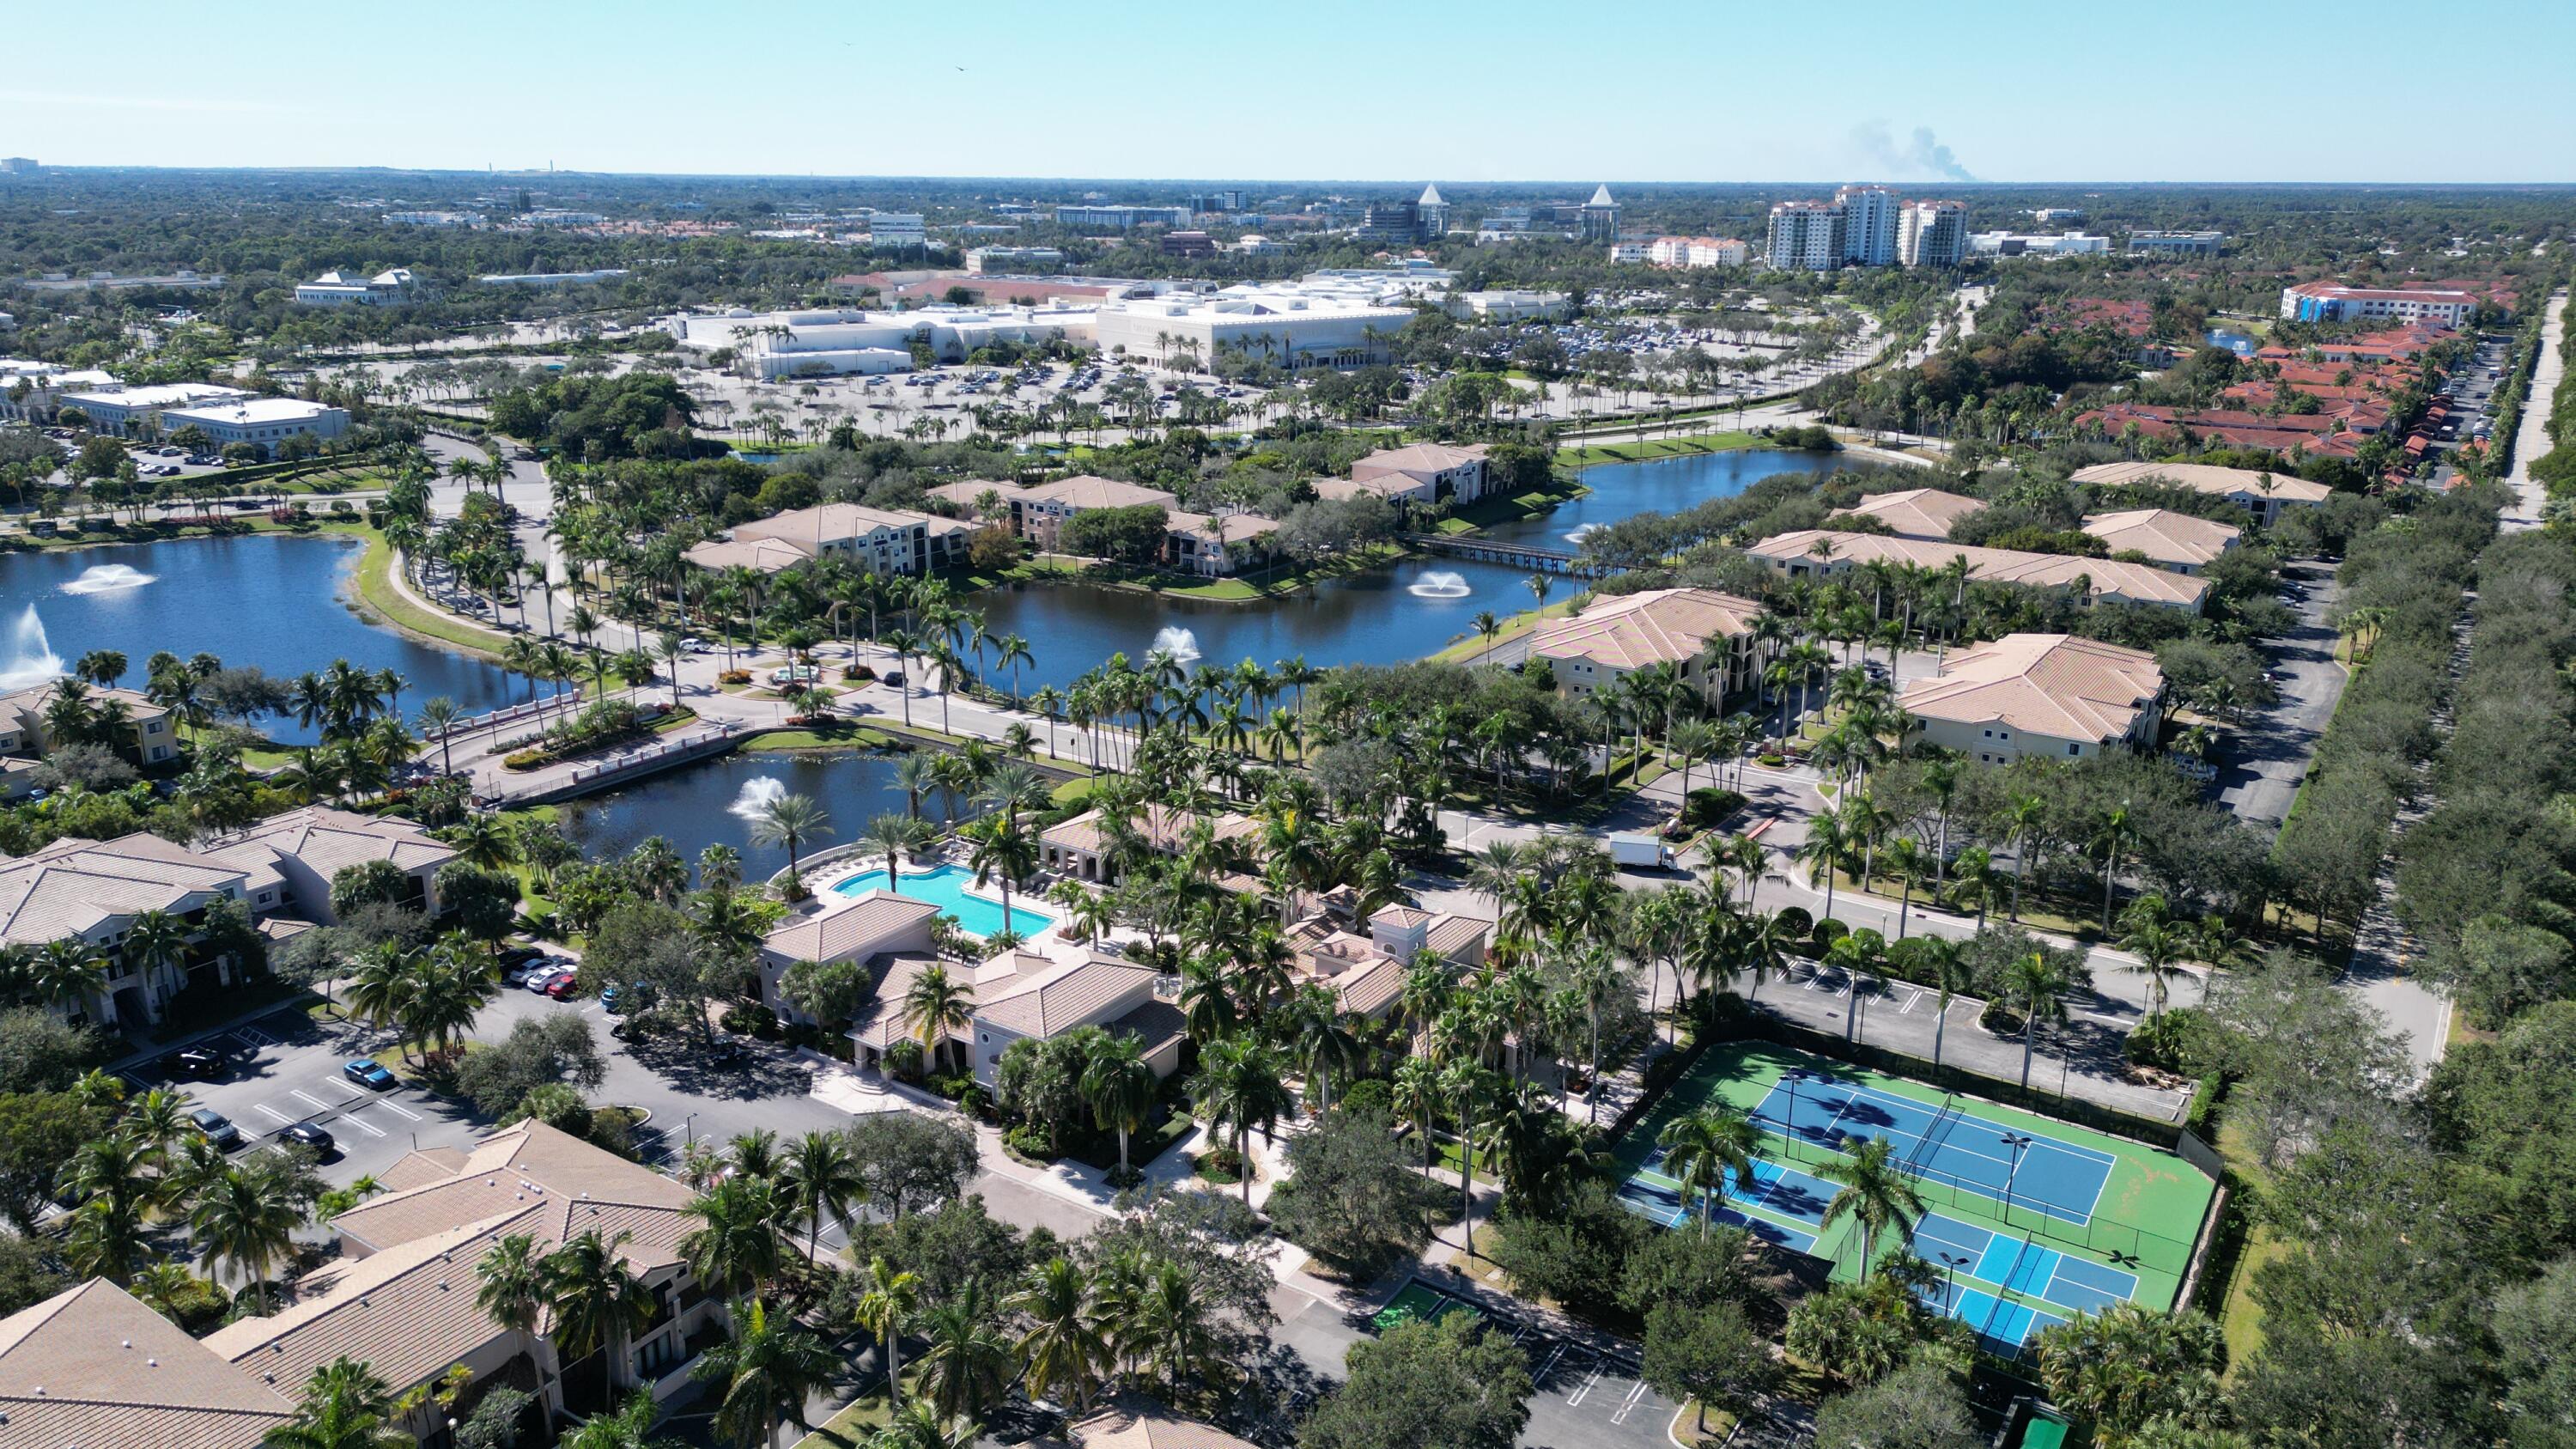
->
[718,669,753,685]
[720,1003,780,1039]
[1005,1123,1055,1160]
[1680,787,1748,831]
[842,664,875,682]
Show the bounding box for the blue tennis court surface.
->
[1753,1075,2116,1226]
[1615,1174,1820,1253]
[1919,1278,2069,1352]
[1911,1213,2139,1317]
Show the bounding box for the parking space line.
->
[254,1104,293,1124]
[341,1112,387,1139]
[373,1097,421,1121]
[1611,1380,1649,1424]
[289,1089,332,1112]
[1899,989,1922,1014]
[1564,1361,1603,1407]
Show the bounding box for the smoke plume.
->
[1848,121,1979,182]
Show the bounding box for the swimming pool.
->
[825,862,1053,938]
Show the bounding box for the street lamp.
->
[683,1111,699,1148]
[2000,1131,2034,1221]
[1936,1250,1974,1306]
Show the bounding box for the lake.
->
[554,749,913,880]
[0,534,544,745]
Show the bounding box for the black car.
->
[879,670,905,687]
[169,1046,224,1080]
[496,944,547,970]
[276,1123,335,1154]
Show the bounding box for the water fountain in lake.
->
[1564,523,1602,546]
[0,606,65,691]
[1406,571,1473,600]
[1149,626,1203,665]
[58,563,157,595]
[726,776,787,824]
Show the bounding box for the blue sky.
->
[6,0,2571,183]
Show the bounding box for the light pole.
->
[1936,1250,1973,1308]
[2000,1131,2034,1223]
[683,1111,699,1148]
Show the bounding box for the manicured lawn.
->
[737,725,899,752]
[2215,1121,2282,1373]
[792,1391,892,1449]
[1552,431,1769,467]
[1422,598,1585,664]
[349,529,518,659]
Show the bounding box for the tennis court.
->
[1612,1041,2217,1355]
[1752,1073,2116,1227]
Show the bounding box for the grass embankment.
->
[2214,1121,2286,1371]
[1423,599,1585,664]
[793,1391,892,1449]
[346,529,518,659]
[736,724,901,752]
[1552,430,1769,468]
[965,543,1410,603]
[0,513,371,555]
[1429,477,1593,536]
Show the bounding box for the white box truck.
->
[1608,832,1665,869]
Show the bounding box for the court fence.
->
[1716,1007,2196,1157]
[1741,1111,2198,1280]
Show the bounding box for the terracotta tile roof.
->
[1424,913,1496,959]
[375,1146,470,1191]
[1074,1400,1262,1449]
[973,953,1157,1038]
[1162,509,1280,543]
[1748,532,2208,610]
[2081,508,2241,569]
[208,1210,546,1405]
[924,479,1019,514]
[761,890,942,965]
[1106,998,1187,1058]
[328,1120,693,1263]
[0,682,172,734]
[1528,588,1769,671]
[1826,487,1988,541]
[1022,475,1179,511]
[2071,460,2335,504]
[0,832,251,947]
[734,502,969,548]
[1041,804,1258,855]
[202,807,453,889]
[845,953,955,1050]
[684,535,820,573]
[1350,442,1489,483]
[1900,633,2164,743]
[0,1280,292,1449]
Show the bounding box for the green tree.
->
[263,1357,411,1449]
[2031,1305,2228,1445]
[1809,1359,1982,1449]
[1190,1036,1293,1206]
[693,1298,837,1449]
[1657,1105,1761,1239]
[914,1283,1013,1425]
[1816,1136,1926,1273]
[855,1253,922,1405]
[1302,1312,1533,1449]
[1643,1298,1778,1435]
[1265,1105,1440,1273]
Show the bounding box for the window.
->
[2068,742,2082,756]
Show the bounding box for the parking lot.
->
[124,1008,483,1184]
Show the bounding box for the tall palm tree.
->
[262,1357,410,1449]
[191,1164,302,1310]
[1080,1032,1158,1175]
[914,1284,1013,1424]
[694,1298,837,1449]
[963,814,1037,937]
[1796,812,1851,922]
[1190,1036,1293,1206]
[473,1233,549,1383]
[1007,1257,1105,1410]
[544,1230,658,1392]
[860,812,933,896]
[779,1131,866,1262]
[2117,895,2192,1021]
[855,1253,921,1405]
[747,791,831,886]
[1657,1105,1763,1239]
[1129,1257,1225,1395]
[2004,951,2071,1090]
[1816,1135,1927,1275]
[901,963,975,1076]
[683,1177,787,1300]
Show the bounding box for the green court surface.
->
[1372,1281,1483,1333]
[1615,1042,2216,1352]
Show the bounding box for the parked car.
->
[169,1046,224,1080]
[544,972,582,1000]
[276,1123,335,1154]
[343,1057,396,1090]
[191,1108,242,1150]
[526,967,574,995]
[503,959,545,986]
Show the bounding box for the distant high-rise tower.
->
[1835,185,1899,266]
[1898,200,1969,269]
[1766,201,1846,271]
[1416,183,1449,239]
[1580,184,1621,243]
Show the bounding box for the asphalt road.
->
[2215,559,2345,837]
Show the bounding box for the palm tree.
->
[855,1253,922,1405]
[2004,790,2046,922]
[683,1176,787,1300]
[1081,1032,1158,1175]
[1007,1257,1105,1409]
[473,1233,549,1384]
[1472,609,1500,666]
[747,790,831,886]
[562,1391,681,1449]
[2117,895,2192,1021]
[860,812,933,897]
[2092,803,2138,933]
[1904,935,1972,1068]
[1190,1035,1293,1205]
[694,1298,837,1449]
[191,1164,302,1310]
[1439,1061,1495,1257]
[1131,1257,1226,1395]
[2003,951,2070,1089]
[1657,1105,1763,1239]
[963,814,1037,936]
[262,1357,410,1449]
[901,963,975,1075]
[544,1230,658,1392]
[121,907,190,1002]
[914,1285,1013,1424]
[1796,812,1851,922]
[779,1130,866,1262]
[1816,1135,1926,1274]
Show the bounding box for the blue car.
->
[343,1057,396,1090]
